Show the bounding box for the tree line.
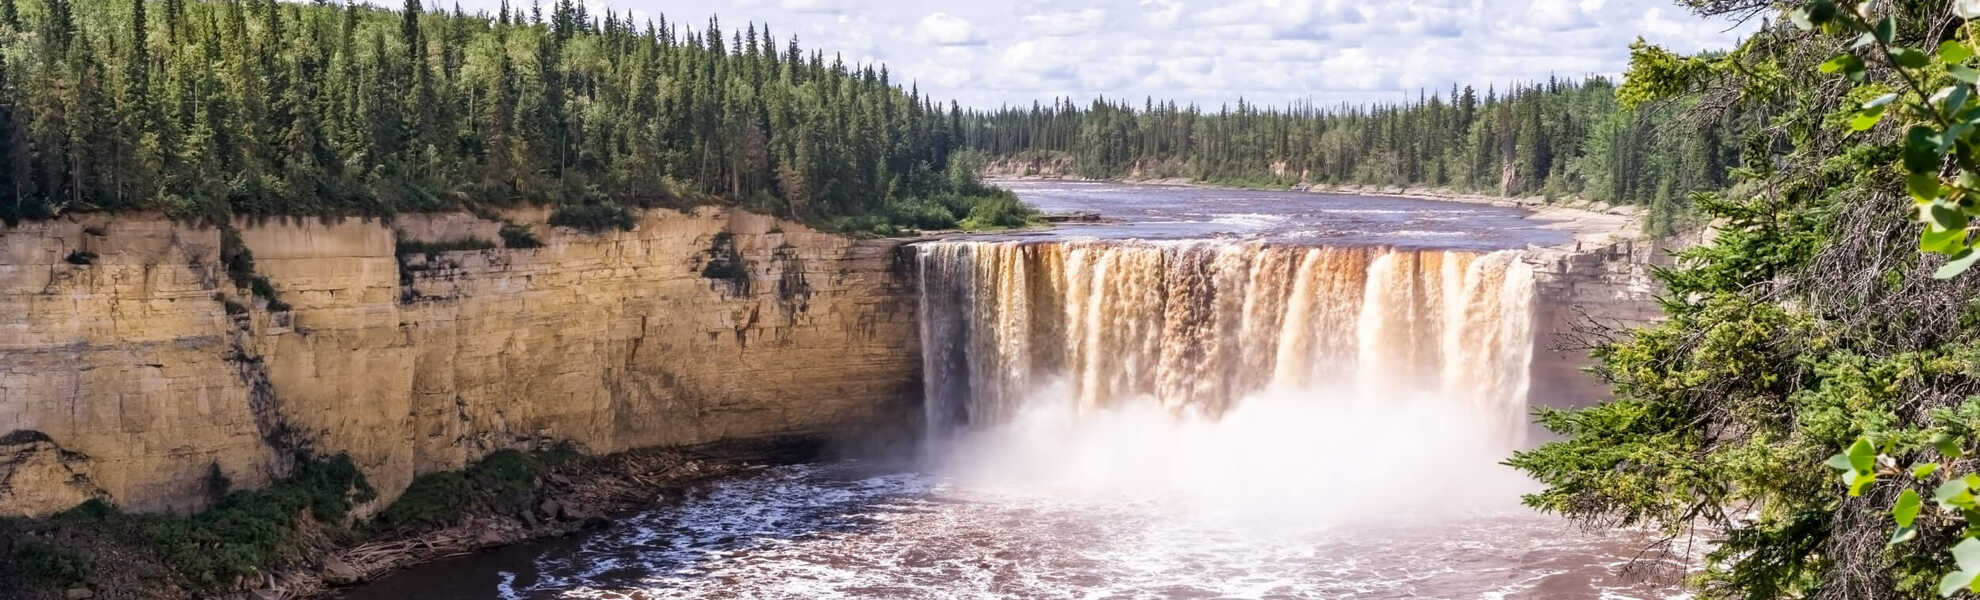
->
[960,75,1762,234]
[0,0,1029,233]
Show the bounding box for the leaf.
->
[1913,173,1944,200]
[1948,41,1977,65]
[1939,248,1980,279]
[1851,107,1886,131]
[1923,226,1967,254]
[1875,15,1896,44]
[1898,489,1924,526]
[1866,93,1901,109]
[1957,538,1980,571]
[1920,463,1944,479]
[1937,478,1972,504]
[1958,65,1980,85]
[1896,47,1933,70]
[1845,475,1877,499]
[1828,452,1856,471]
[1941,434,1967,459]
[1850,438,1877,472]
[1948,86,1976,119]
[1852,471,1880,497]
[1821,53,1865,75]
[1941,569,1978,597]
[1932,204,1970,232]
[1909,125,1947,174]
[1892,524,1919,546]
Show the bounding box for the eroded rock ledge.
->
[0,207,921,518]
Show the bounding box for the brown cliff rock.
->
[0,207,920,517]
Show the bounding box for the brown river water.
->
[341,182,1690,600]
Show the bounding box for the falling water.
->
[342,185,1684,600]
[915,239,1536,454]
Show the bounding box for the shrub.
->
[371,471,472,531]
[548,203,637,233]
[220,227,255,289]
[957,191,1039,231]
[121,454,373,588]
[64,251,97,265]
[13,539,91,587]
[248,276,290,312]
[396,235,497,258]
[370,447,573,533]
[499,223,543,249]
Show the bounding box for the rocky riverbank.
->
[0,438,835,600]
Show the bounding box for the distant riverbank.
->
[985,175,1648,250]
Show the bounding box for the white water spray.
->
[915,240,1540,521]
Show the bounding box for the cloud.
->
[1526,0,1596,31]
[1022,9,1108,37]
[778,0,842,14]
[642,0,1761,110]
[914,12,984,46]
[1139,0,1182,28]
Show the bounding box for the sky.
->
[455,0,1764,110]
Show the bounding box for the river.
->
[340,181,1687,600]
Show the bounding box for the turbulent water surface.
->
[342,182,1685,599]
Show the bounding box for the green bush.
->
[499,224,544,249]
[396,236,497,258]
[12,539,92,587]
[371,471,472,531]
[370,448,573,533]
[957,192,1039,231]
[70,455,377,589]
[548,203,637,233]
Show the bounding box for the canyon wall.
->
[0,208,921,517]
[1525,235,1688,417]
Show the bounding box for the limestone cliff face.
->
[0,208,921,517]
[1525,234,1693,418]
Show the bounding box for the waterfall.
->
[914,239,1537,452]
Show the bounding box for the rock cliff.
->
[0,208,921,517]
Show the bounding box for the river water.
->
[342,182,1686,600]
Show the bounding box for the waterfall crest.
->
[915,240,1536,452]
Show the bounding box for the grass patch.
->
[371,447,576,533]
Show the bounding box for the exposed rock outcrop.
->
[0,208,921,517]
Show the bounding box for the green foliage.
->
[957,190,1039,231]
[371,471,471,531]
[0,0,1023,230]
[1797,1,1980,278]
[498,223,542,249]
[1505,3,1980,597]
[1616,39,1718,109]
[396,235,497,258]
[370,448,570,533]
[547,203,637,233]
[37,455,376,590]
[964,76,1742,208]
[63,250,96,265]
[12,539,92,587]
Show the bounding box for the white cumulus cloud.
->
[914,12,985,46]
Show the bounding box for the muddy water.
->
[340,182,1683,600]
